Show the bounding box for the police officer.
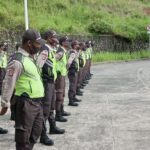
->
[76,42,86,95]
[67,40,81,106]
[39,30,65,146]
[85,41,93,81]
[0,29,45,150]
[0,42,8,134]
[89,41,95,77]
[0,42,7,94]
[81,42,90,85]
[55,36,70,122]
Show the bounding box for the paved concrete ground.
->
[1,60,150,150]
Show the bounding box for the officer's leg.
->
[79,68,84,89]
[0,69,8,134]
[89,59,93,77]
[0,93,8,134]
[30,102,43,148]
[55,76,67,122]
[15,97,36,150]
[48,84,65,134]
[76,69,83,96]
[74,72,82,101]
[87,59,92,79]
[61,76,71,116]
[82,61,88,84]
[55,91,68,122]
[40,83,54,146]
[68,73,78,106]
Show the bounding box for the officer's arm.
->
[55,51,64,61]
[36,50,48,68]
[0,55,3,67]
[1,60,22,109]
[67,53,76,69]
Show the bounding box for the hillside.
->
[0,0,150,40]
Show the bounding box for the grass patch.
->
[0,0,150,41]
[92,50,150,62]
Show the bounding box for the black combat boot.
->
[87,76,92,80]
[73,97,82,102]
[80,85,84,89]
[55,111,68,122]
[68,99,79,106]
[40,134,54,146]
[49,120,65,134]
[0,128,8,134]
[83,80,89,84]
[76,88,83,94]
[76,88,84,96]
[90,73,93,76]
[61,105,71,116]
[81,83,86,86]
[76,91,83,96]
[40,122,54,146]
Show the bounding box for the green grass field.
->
[0,0,150,41]
[92,50,150,62]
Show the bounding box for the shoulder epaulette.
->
[8,52,23,63]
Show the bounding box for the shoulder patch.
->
[57,47,64,53]
[8,52,23,63]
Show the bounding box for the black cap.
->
[43,30,57,40]
[59,36,69,45]
[22,29,45,45]
[79,42,85,46]
[85,40,91,45]
[71,40,79,45]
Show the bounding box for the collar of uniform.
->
[71,49,77,53]
[18,47,30,57]
[60,46,67,53]
[45,43,53,52]
[0,50,5,56]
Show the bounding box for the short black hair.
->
[22,29,45,45]
[43,30,56,40]
[59,36,68,45]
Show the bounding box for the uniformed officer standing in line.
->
[0,29,45,150]
[85,41,93,81]
[78,42,86,89]
[81,42,91,86]
[0,42,8,94]
[55,36,70,122]
[89,41,95,77]
[67,40,81,106]
[76,42,86,94]
[39,30,65,146]
[0,42,8,134]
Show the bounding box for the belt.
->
[29,97,43,102]
[43,79,54,83]
[15,95,43,103]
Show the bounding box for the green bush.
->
[88,19,113,34]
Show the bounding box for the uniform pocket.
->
[15,126,28,143]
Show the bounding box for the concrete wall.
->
[0,30,148,55]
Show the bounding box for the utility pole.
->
[24,0,29,30]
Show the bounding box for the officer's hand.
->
[0,107,8,115]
